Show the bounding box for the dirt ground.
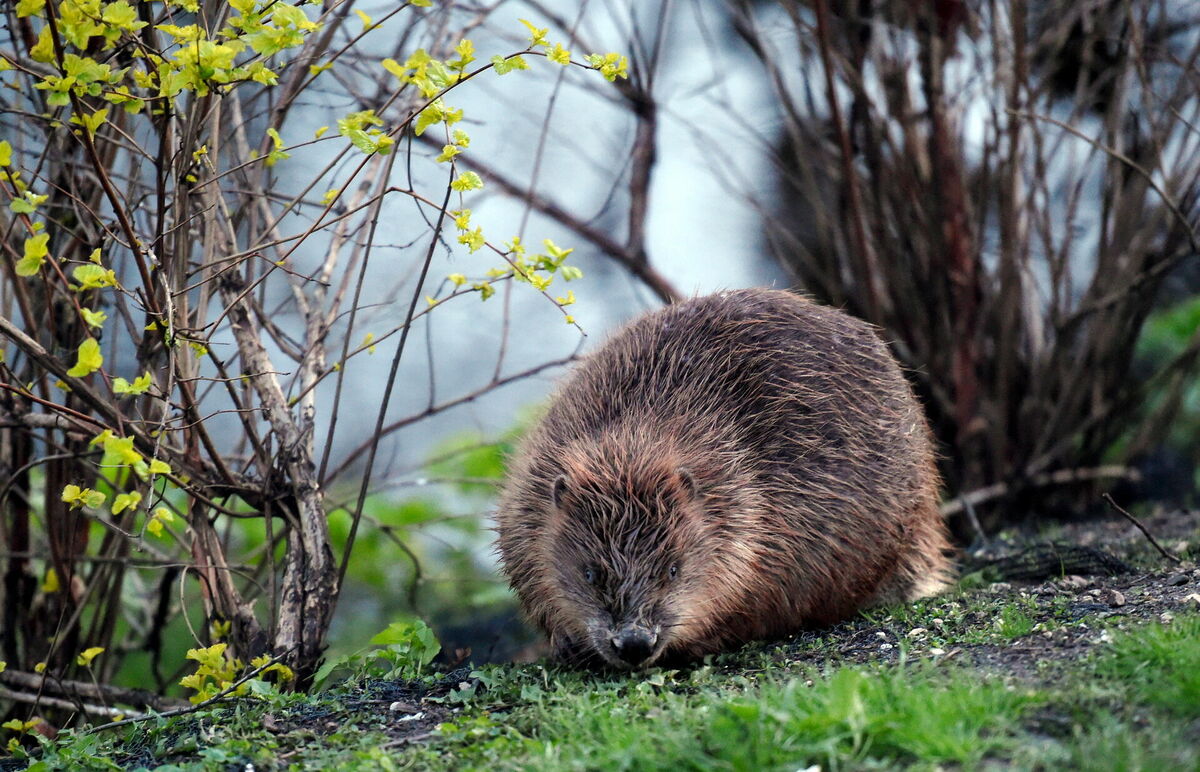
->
[773,509,1200,679]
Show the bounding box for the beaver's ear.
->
[551,475,570,510]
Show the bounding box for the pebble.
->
[907,628,928,638]
[1160,612,1175,624]
[1166,573,1190,586]
[1183,593,1200,608]
[1100,589,1126,607]
[880,643,894,651]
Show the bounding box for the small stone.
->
[929,647,945,656]
[389,701,418,712]
[932,618,945,629]
[991,582,1012,592]
[1183,593,1200,608]
[397,711,425,723]
[1171,540,1189,554]
[875,631,888,639]
[1061,575,1089,589]
[1160,612,1175,624]
[907,628,928,638]
[1166,573,1190,586]
[1101,589,1126,607]
[880,643,894,651]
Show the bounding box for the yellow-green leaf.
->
[519,19,548,48]
[71,107,109,137]
[113,371,152,395]
[15,0,44,18]
[81,308,107,329]
[73,264,119,290]
[491,54,529,75]
[547,43,571,66]
[66,337,103,377]
[450,171,483,192]
[17,233,49,276]
[0,140,11,167]
[76,647,104,667]
[111,490,142,515]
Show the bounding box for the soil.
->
[766,509,1200,681]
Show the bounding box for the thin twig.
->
[1102,493,1182,566]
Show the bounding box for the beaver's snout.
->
[610,625,657,666]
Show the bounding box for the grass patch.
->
[1096,615,1200,717]
[703,666,1036,770]
[997,604,1037,639]
[11,592,1200,770]
[417,661,1040,771]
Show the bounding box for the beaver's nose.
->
[611,626,657,666]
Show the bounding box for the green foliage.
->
[313,619,441,688]
[1130,295,1200,494]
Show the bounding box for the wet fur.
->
[496,289,954,667]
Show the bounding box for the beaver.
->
[496,288,953,668]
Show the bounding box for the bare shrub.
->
[730,0,1200,527]
[0,0,629,714]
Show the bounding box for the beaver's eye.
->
[584,567,596,585]
[668,563,679,580]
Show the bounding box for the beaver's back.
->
[536,289,927,498]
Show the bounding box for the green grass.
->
[1096,614,1200,717]
[413,661,1039,772]
[10,609,1200,771]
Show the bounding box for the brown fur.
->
[496,289,954,668]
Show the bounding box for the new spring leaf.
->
[66,338,103,377]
